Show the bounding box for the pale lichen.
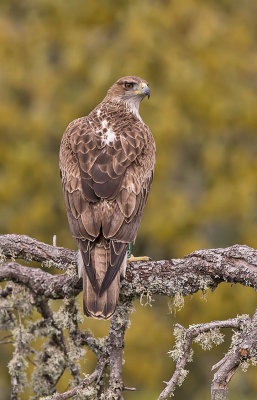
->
[168,326,186,362]
[9,250,18,262]
[0,300,16,330]
[41,260,55,269]
[68,337,86,362]
[240,346,257,372]
[12,326,33,350]
[112,302,133,331]
[177,368,189,386]
[8,353,28,393]
[10,283,34,316]
[140,291,154,307]
[0,249,7,264]
[66,263,78,277]
[169,292,185,315]
[230,330,241,349]
[73,385,97,399]
[32,342,66,396]
[194,328,224,350]
[53,305,70,330]
[240,360,250,372]
[104,382,124,400]
[197,276,214,300]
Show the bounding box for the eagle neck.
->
[103,96,143,122]
[123,98,143,122]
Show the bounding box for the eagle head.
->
[106,76,150,103]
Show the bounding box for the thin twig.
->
[0,340,14,344]
[51,357,106,400]
[53,235,57,247]
[124,386,138,391]
[17,307,23,353]
[26,356,37,366]
[0,334,13,341]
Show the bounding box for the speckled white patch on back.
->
[102,128,116,145]
[102,120,108,129]
[96,118,117,145]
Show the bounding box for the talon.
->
[127,255,150,263]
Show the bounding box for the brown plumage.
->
[59,76,155,319]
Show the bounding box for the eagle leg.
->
[127,255,150,263]
[126,244,150,264]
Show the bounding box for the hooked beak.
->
[141,82,150,99]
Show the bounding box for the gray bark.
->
[0,234,257,399]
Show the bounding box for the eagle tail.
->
[82,245,121,319]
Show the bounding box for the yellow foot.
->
[127,254,150,263]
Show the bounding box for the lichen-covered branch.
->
[0,261,81,298]
[0,234,257,399]
[0,234,76,270]
[1,234,257,299]
[158,316,251,400]
[211,310,257,400]
[105,300,132,399]
[51,356,107,400]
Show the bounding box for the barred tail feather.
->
[83,245,121,319]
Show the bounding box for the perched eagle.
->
[59,76,155,319]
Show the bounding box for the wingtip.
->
[83,305,114,320]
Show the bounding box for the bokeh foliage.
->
[0,0,257,399]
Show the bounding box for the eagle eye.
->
[124,82,134,90]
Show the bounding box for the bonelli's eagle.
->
[60,76,155,319]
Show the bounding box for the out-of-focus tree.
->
[0,0,257,399]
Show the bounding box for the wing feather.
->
[102,201,125,238]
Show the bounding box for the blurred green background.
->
[0,0,257,399]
